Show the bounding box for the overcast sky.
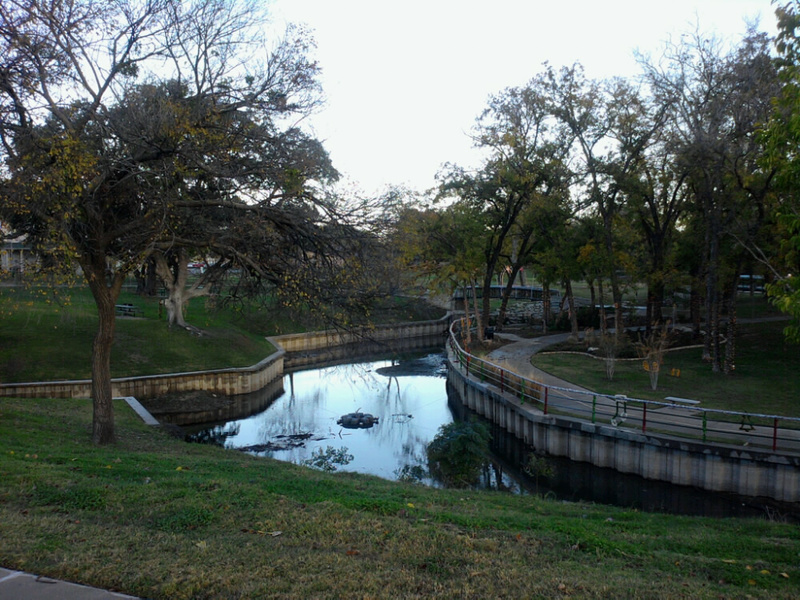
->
[268,0,779,196]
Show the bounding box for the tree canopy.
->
[0,0,356,444]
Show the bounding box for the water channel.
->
[165,348,798,521]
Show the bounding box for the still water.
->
[182,350,798,521]
[186,352,453,483]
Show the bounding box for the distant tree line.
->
[391,10,800,375]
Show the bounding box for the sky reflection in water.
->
[213,353,451,480]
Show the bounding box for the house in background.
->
[0,221,36,277]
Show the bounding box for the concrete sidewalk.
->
[0,568,141,600]
[487,331,591,391]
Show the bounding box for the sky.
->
[268,0,779,197]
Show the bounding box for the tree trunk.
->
[646,279,665,335]
[153,249,210,331]
[471,280,484,342]
[497,265,523,330]
[135,257,158,296]
[83,262,124,445]
[565,279,579,341]
[690,279,702,338]
[481,272,493,335]
[724,278,739,375]
[462,292,472,345]
[542,282,551,335]
[705,219,721,371]
[164,288,190,328]
[598,279,607,336]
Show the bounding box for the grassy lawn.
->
[531,321,800,416]
[1,397,798,599]
[0,285,445,383]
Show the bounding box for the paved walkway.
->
[486,331,590,390]
[484,328,800,453]
[0,568,140,599]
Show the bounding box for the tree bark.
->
[496,265,523,330]
[565,279,579,340]
[724,279,739,375]
[471,280,484,342]
[598,279,607,336]
[153,250,211,331]
[83,262,124,445]
[542,282,551,335]
[690,279,702,338]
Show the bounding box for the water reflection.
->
[181,351,799,521]
[188,352,452,482]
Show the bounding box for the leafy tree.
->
[0,0,337,443]
[760,1,800,343]
[394,201,486,343]
[440,74,572,334]
[641,28,779,372]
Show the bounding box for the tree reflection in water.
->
[188,352,453,484]
[183,351,798,519]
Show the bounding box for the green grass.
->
[531,321,800,416]
[1,397,798,599]
[0,286,275,382]
[0,285,445,383]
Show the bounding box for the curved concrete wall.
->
[0,351,285,400]
[447,356,800,503]
[0,316,450,400]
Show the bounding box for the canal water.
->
[175,349,798,521]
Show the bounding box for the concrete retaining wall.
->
[0,351,285,400]
[270,318,448,353]
[0,316,450,400]
[447,357,800,503]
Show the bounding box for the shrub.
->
[426,419,491,488]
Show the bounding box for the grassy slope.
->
[1,397,798,600]
[0,286,444,382]
[1,286,799,598]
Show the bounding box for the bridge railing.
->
[448,325,800,454]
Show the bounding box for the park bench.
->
[115,303,143,317]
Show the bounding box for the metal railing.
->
[448,325,800,454]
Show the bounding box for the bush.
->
[426,419,491,488]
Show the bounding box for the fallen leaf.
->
[760,569,770,575]
[748,579,756,586]
[346,549,360,556]
[269,531,282,537]
[780,573,790,579]
[722,559,736,564]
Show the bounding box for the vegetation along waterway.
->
[147,350,798,521]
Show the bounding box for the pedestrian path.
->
[0,567,141,599]
[487,331,589,390]
[484,329,800,453]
